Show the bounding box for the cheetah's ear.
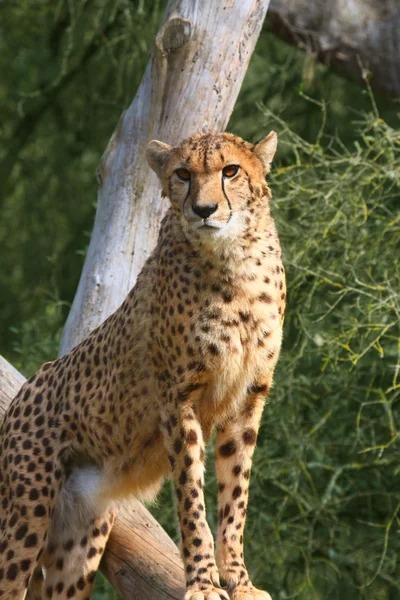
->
[146,140,173,178]
[254,131,277,176]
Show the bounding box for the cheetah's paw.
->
[184,586,230,600]
[230,585,272,600]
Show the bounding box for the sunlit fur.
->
[1,131,284,600]
[148,132,276,258]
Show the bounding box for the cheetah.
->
[0,130,286,600]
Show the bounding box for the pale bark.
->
[1,0,271,597]
[0,355,26,415]
[60,0,271,355]
[102,503,184,600]
[268,0,400,98]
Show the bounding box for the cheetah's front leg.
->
[215,384,272,600]
[161,394,229,600]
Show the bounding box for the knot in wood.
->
[156,17,192,55]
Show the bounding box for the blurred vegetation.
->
[1,1,399,599]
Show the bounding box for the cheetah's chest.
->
[195,295,282,404]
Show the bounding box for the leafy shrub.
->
[153,103,400,599]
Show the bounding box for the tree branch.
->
[268,0,400,98]
[60,0,272,354]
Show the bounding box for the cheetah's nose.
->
[192,203,218,219]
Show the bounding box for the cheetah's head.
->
[146,131,277,243]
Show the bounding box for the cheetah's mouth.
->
[192,219,224,231]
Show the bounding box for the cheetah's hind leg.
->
[0,439,63,599]
[39,465,116,600]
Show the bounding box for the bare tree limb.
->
[0,355,26,416]
[268,0,400,98]
[60,0,272,354]
[101,503,184,600]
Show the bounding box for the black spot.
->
[29,489,39,501]
[243,428,257,445]
[6,563,18,580]
[34,505,46,518]
[24,533,38,548]
[174,438,183,454]
[87,570,96,583]
[35,415,45,427]
[15,524,28,541]
[64,539,74,552]
[100,522,109,536]
[247,383,267,395]
[84,546,97,562]
[186,430,198,445]
[20,559,31,571]
[193,538,202,547]
[16,484,25,498]
[219,440,237,457]
[77,577,85,590]
[232,486,242,499]
[258,292,272,303]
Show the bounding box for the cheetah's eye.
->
[222,165,240,178]
[176,168,191,182]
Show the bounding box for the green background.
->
[1,1,399,598]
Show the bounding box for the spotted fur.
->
[0,131,285,600]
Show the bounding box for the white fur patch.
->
[49,466,112,541]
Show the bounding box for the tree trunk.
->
[268,0,400,98]
[60,0,272,355]
[1,0,271,597]
[0,356,25,417]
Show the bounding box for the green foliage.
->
[153,107,400,600]
[0,0,166,366]
[1,2,400,599]
[242,106,400,599]
[92,573,120,600]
